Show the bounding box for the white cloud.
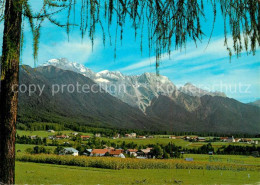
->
[41,40,96,64]
[118,36,247,73]
[119,57,156,72]
[22,34,100,66]
[180,63,219,73]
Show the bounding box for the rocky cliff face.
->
[43,58,226,112]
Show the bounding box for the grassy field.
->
[101,137,254,149]
[16,161,260,185]
[183,154,260,165]
[17,130,257,151]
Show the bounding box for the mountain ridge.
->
[18,65,166,131]
[17,64,260,134]
[42,58,226,112]
[248,100,260,107]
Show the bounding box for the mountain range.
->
[16,58,260,134]
[43,58,226,112]
[18,65,163,130]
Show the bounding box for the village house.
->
[226,136,235,143]
[60,148,79,156]
[125,133,136,138]
[72,132,78,136]
[112,133,120,139]
[109,149,125,158]
[141,148,153,154]
[91,149,110,157]
[147,135,154,138]
[197,137,206,142]
[183,136,190,140]
[127,149,138,157]
[48,130,55,133]
[169,136,176,139]
[55,135,69,139]
[234,138,241,142]
[30,135,37,140]
[138,136,146,139]
[137,148,153,159]
[90,149,125,158]
[81,135,91,140]
[220,137,229,142]
[104,146,115,150]
[241,138,253,144]
[190,137,198,142]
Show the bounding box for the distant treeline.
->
[17,122,260,138]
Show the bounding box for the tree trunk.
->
[0,0,22,184]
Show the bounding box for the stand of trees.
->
[25,146,52,155]
[16,135,47,145]
[17,122,260,138]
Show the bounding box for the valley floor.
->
[16,161,259,185]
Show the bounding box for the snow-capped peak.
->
[42,58,226,112]
[42,58,96,79]
[96,70,124,81]
[97,70,109,74]
[180,82,226,97]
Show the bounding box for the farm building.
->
[60,148,79,156]
[125,133,136,138]
[81,135,91,140]
[91,149,109,157]
[109,149,125,158]
[55,135,69,139]
[127,149,138,157]
[197,137,206,142]
[169,136,176,139]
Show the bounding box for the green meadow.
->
[183,154,260,165]
[101,137,254,149]
[16,161,260,185]
[16,130,256,150]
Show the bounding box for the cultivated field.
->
[15,130,260,184]
[16,161,260,185]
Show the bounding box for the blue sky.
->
[0,1,259,103]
